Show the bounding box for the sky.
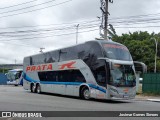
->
[0,0,160,64]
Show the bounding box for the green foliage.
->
[0,68,9,73]
[112,31,160,72]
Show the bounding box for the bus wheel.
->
[81,87,90,100]
[36,84,41,94]
[31,84,35,93]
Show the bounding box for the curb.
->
[147,99,160,102]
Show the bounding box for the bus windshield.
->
[103,43,132,61]
[110,64,136,87]
[7,71,22,80]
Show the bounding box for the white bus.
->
[23,40,136,100]
[6,69,23,86]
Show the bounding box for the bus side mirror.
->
[134,61,147,73]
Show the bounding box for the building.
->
[0,64,23,71]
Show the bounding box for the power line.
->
[0,0,56,15]
[114,26,160,28]
[0,19,99,30]
[0,28,99,42]
[0,26,99,40]
[0,16,160,38]
[0,23,99,35]
[1,11,160,30]
[0,0,72,19]
[110,20,160,26]
[1,10,160,39]
[109,12,160,20]
[0,0,38,9]
[110,17,160,24]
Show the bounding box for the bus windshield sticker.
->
[103,44,128,51]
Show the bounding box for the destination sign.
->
[103,44,128,51]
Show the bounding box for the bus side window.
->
[74,71,86,82]
[92,60,107,87]
[57,71,68,82]
[15,73,19,79]
[38,72,47,81]
[97,72,106,83]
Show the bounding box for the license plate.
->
[123,95,129,98]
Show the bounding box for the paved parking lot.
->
[0,85,160,120]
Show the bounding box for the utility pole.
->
[151,38,158,73]
[76,24,79,44]
[104,0,109,39]
[100,0,113,40]
[155,40,158,73]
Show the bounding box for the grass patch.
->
[142,92,160,96]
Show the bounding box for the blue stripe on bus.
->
[23,73,106,93]
[40,81,83,85]
[23,73,38,83]
[88,84,106,93]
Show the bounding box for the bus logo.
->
[26,64,53,72]
[59,61,76,70]
[123,88,129,92]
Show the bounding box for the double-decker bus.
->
[23,40,136,100]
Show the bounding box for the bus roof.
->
[24,40,125,58]
[8,69,23,72]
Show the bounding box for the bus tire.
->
[36,84,41,94]
[80,87,90,100]
[31,84,35,93]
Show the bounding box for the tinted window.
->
[92,60,107,87]
[38,71,57,81]
[43,51,58,63]
[38,72,46,81]
[60,47,78,62]
[103,43,132,61]
[58,70,68,82]
[59,42,103,62]
[28,42,104,65]
[70,70,86,82]
[38,70,86,83]
[30,51,59,65]
[58,70,86,82]
[81,42,103,69]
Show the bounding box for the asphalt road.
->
[0,86,159,120]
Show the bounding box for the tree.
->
[112,31,160,72]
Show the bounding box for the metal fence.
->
[0,73,7,85]
[142,73,160,94]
